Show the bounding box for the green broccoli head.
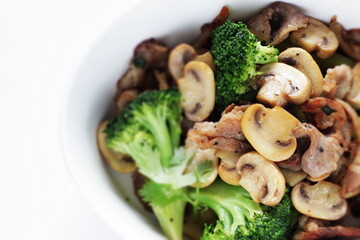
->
[105,88,213,240]
[105,88,182,174]
[189,179,298,240]
[211,19,278,111]
[236,188,298,240]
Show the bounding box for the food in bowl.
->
[96,2,360,239]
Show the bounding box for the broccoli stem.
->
[140,104,174,169]
[151,189,186,240]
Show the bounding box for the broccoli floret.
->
[211,19,279,111]
[105,88,212,240]
[189,179,298,240]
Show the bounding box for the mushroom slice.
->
[178,61,215,121]
[279,47,323,97]
[256,63,312,107]
[293,123,343,179]
[291,181,347,220]
[216,150,242,186]
[97,121,136,173]
[290,17,339,59]
[281,169,307,187]
[114,88,139,114]
[346,62,360,108]
[241,103,299,162]
[236,151,286,206]
[194,51,215,71]
[185,135,219,188]
[247,2,309,45]
[168,43,197,80]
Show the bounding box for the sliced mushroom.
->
[168,44,197,80]
[236,151,286,206]
[177,61,215,121]
[216,150,242,186]
[194,51,215,71]
[117,38,169,92]
[256,63,312,107]
[323,64,352,99]
[153,70,169,90]
[281,169,307,187]
[97,121,136,173]
[346,62,360,108]
[291,181,347,220]
[185,135,219,188]
[115,88,139,114]
[290,17,339,59]
[247,2,309,45]
[279,47,323,97]
[329,16,360,62]
[293,123,343,179]
[241,104,299,162]
[306,173,331,182]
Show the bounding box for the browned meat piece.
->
[247,2,309,45]
[330,16,360,61]
[341,149,360,198]
[293,216,360,240]
[187,106,252,153]
[277,152,302,171]
[336,98,360,143]
[116,38,169,92]
[323,64,353,99]
[301,97,351,149]
[193,6,230,51]
[293,123,343,179]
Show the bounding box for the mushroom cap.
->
[97,121,136,173]
[216,150,242,186]
[178,60,215,122]
[291,181,348,220]
[281,169,307,187]
[290,17,339,59]
[256,63,312,107]
[168,43,197,80]
[241,103,299,162]
[236,151,286,206]
[115,88,139,114]
[279,47,323,97]
[247,2,309,45]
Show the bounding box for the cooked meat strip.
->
[323,64,353,99]
[301,97,351,150]
[293,123,343,179]
[330,16,360,61]
[293,216,360,240]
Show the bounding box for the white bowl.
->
[61,0,359,239]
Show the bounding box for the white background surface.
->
[0,0,141,239]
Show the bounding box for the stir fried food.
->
[96,2,360,239]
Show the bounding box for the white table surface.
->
[0,0,142,239]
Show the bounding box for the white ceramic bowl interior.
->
[61,0,359,239]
